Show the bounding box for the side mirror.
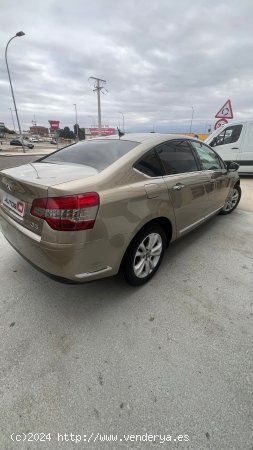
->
[227,161,240,172]
[210,137,217,147]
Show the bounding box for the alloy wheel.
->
[133,233,163,279]
[223,188,239,212]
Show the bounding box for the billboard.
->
[48,120,60,132]
[87,127,116,136]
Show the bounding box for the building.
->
[30,126,49,137]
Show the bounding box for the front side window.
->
[156,140,199,175]
[134,149,163,177]
[191,141,222,170]
[39,139,139,171]
[211,125,243,147]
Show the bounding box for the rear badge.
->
[30,222,39,231]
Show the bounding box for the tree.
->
[74,124,85,140]
[79,128,86,141]
[59,127,75,139]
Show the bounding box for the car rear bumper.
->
[0,208,125,282]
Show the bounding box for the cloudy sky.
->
[1,0,253,133]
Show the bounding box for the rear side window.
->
[211,125,243,147]
[40,139,139,171]
[156,140,198,175]
[134,150,163,177]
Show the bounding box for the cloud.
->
[1,0,253,133]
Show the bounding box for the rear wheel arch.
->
[147,217,173,247]
[120,217,173,270]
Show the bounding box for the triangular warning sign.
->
[215,100,233,119]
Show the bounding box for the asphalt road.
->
[0,159,252,450]
[0,155,42,170]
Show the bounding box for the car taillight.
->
[31,193,99,231]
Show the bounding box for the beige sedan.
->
[0,134,241,285]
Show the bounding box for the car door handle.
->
[172,183,185,191]
[231,147,239,150]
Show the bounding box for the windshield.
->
[39,139,139,171]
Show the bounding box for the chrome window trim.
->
[132,167,163,179]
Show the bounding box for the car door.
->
[190,140,231,213]
[155,139,210,236]
[208,124,243,164]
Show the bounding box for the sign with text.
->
[214,118,228,130]
[48,120,60,132]
[87,127,116,136]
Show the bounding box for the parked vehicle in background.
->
[50,139,57,144]
[30,137,39,142]
[205,119,253,174]
[9,139,34,149]
[0,134,240,286]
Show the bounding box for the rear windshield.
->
[39,139,139,171]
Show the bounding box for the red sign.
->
[49,120,60,132]
[215,100,233,119]
[17,201,24,214]
[88,127,116,136]
[214,118,228,130]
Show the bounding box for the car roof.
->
[96,133,195,145]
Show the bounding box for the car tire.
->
[123,224,167,286]
[219,184,241,215]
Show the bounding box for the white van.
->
[205,119,253,174]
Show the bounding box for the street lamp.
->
[119,111,125,133]
[189,106,194,134]
[5,31,25,152]
[73,103,79,142]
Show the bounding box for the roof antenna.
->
[28,162,40,179]
[117,127,124,139]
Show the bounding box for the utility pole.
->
[152,120,156,133]
[119,111,125,133]
[189,106,194,134]
[32,114,37,127]
[89,77,106,136]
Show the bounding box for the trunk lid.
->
[0,162,98,236]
